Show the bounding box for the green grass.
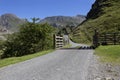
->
[95,45,120,64]
[71,0,120,43]
[63,44,72,48]
[0,49,54,68]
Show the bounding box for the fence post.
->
[103,33,107,45]
[113,33,116,45]
[93,29,99,48]
[53,34,56,49]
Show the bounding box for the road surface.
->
[0,39,94,80]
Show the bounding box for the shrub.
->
[2,19,55,58]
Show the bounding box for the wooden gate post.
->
[93,29,99,48]
[113,33,117,45]
[53,34,56,49]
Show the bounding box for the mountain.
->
[0,14,86,32]
[0,13,25,32]
[0,13,85,40]
[71,0,120,43]
[39,15,86,28]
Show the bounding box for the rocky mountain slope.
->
[0,13,25,32]
[39,15,86,28]
[71,0,120,43]
[0,14,85,33]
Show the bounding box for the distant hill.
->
[0,13,25,32]
[0,14,86,33]
[39,15,86,28]
[71,0,120,43]
[0,13,85,40]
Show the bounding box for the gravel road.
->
[0,35,119,80]
[0,47,94,80]
[0,36,95,80]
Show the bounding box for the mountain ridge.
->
[0,13,86,33]
[39,15,86,28]
[0,13,25,32]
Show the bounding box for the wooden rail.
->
[98,33,120,45]
[53,34,64,49]
[93,30,120,47]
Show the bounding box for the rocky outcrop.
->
[0,13,25,32]
[87,0,113,19]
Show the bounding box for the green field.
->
[95,45,120,64]
[0,49,53,68]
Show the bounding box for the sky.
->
[0,0,95,19]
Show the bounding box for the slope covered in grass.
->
[71,0,120,44]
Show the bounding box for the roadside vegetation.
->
[95,45,120,64]
[0,18,56,67]
[63,44,71,48]
[0,18,55,59]
[0,50,53,68]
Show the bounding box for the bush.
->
[2,20,55,58]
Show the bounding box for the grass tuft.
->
[63,44,72,48]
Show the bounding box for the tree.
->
[31,17,40,24]
[2,18,55,58]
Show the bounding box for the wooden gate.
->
[98,33,120,45]
[53,34,64,49]
[93,30,120,47]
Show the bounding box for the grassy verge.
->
[0,49,54,68]
[95,45,120,64]
[63,44,72,48]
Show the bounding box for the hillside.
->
[39,15,86,28]
[71,0,120,43]
[0,13,25,32]
[0,14,85,33]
